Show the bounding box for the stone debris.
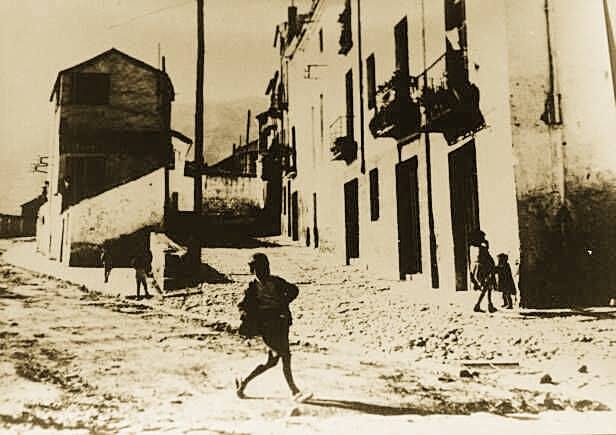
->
[540,374,554,384]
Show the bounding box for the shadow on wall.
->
[166,212,281,248]
[518,182,616,308]
[69,227,154,267]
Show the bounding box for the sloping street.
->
[1,239,615,434]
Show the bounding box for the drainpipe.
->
[544,0,567,203]
[421,0,439,288]
[356,0,366,174]
[603,0,616,103]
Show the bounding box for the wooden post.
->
[189,0,205,265]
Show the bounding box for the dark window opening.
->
[444,0,468,87]
[73,73,110,105]
[345,69,354,139]
[366,53,376,109]
[394,17,410,81]
[338,0,353,55]
[369,168,380,221]
[291,126,297,171]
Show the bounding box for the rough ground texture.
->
[1,238,615,434]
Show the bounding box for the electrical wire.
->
[107,0,194,29]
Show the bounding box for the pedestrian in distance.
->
[131,245,152,299]
[495,253,516,309]
[100,244,113,283]
[469,230,497,313]
[235,252,312,403]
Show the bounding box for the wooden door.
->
[344,179,359,264]
[448,140,480,291]
[396,156,422,279]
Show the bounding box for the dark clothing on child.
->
[131,250,152,297]
[101,249,113,283]
[496,263,516,294]
[238,275,298,356]
[236,269,304,399]
[496,261,516,309]
[470,238,497,313]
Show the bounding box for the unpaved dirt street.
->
[1,240,616,434]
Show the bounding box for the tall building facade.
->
[272,0,616,307]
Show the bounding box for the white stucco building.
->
[272,0,616,307]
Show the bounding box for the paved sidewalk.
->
[2,240,154,299]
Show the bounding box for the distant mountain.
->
[172,96,268,165]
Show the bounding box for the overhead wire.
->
[106,0,194,29]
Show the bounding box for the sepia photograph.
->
[1,0,615,433]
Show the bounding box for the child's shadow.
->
[243,395,426,416]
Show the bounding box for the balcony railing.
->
[418,51,485,144]
[369,70,421,140]
[329,116,357,163]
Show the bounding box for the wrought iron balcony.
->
[418,52,485,145]
[369,71,421,140]
[329,116,357,164]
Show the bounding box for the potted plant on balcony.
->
[331,135,357,164]
[369,70,420,140]
[420,79,485,144]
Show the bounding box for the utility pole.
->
[421,0,439,289]
[189,0,205,266]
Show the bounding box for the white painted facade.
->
[276,0,616,305]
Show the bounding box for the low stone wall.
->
[202,174,264,216]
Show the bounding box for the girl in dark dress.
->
[496,253,516,309]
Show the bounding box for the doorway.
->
[291,191,299,241]
[448,140,480,291]
[313,192,319,248]
[344,179,359,264]
[396,156,422,279]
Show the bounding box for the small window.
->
[73,73,110,105]
[394,17,409,78]
[366,54,376,109]
[319,28,324,52]
[369,168,380,221]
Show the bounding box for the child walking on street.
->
[496,253,516,309]
[100,245,112,283]
[470,230,497,313]
[131,246,152,299]
[235,253,312,403]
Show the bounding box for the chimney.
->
[288,4,298,40]
[245,109,251,145]
[161,55,166,72]
[232,143,236,154]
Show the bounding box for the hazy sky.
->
[0,0,310,214]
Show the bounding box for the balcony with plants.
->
[369,70,421,140]
[329,116,357,164]
[419,52,485,145]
